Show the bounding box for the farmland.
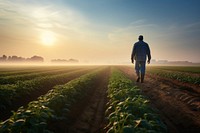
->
[0,65,200,133]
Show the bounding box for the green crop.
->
[0,68,94,113]
[148,66,200,73]
[0,67,78,85]
[105,68,167,133]
[0,68,103,132]
[147,69,200,85]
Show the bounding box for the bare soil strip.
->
[118,66,200,133]
[147,74,200,94]
[49,67,110,133]
[0,68,96,121]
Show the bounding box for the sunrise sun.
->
[41,31,56,46]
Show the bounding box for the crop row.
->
[0,66,63,77]
[0,68,103,132]
[0,68,95,112]
[148,66,200,73]
[0,67,80,85]
[105,69,167,133]
[147,69,200,85]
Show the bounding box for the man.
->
[131,35,151,83]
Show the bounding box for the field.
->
[0,65,199,133]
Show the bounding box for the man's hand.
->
[147,59,150,64]
[131,59,134,64]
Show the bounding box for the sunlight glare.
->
[41,31,56,46]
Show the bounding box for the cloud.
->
[155,21,200,40]
[108,20,157,44]
[0,0,90,42]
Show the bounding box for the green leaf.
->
[13,119,25,127]
[123,125,134,133]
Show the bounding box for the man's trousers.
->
[135,61,146,77]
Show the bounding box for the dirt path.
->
[0,68,97,121]
[49,67,110,133]
[118,66,200,133]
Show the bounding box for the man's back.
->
[132,40,151,61]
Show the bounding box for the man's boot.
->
[141,74,145,83]
[136,71,140,82]
[136,77,140,82]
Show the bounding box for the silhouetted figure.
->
[131,35,151,83]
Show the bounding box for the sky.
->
[0,0,200,64]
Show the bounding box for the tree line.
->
[0,55,44,63]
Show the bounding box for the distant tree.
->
[8,55,26,62]
[8,56,12,61]
[51,59,68,63]
[27,55,44,62]
[2,55,7,60]
[0,55,7,62]
[11,56,18,61]
[51,58,79,63]
[68,58,79,63]
[0,55,44,63]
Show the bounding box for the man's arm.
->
[131,44,136,63]
[146,44,151,64]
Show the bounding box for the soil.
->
[146,74,200,94]
[0,68,96,121]
[118,66,200,133]
[48,67,110,133]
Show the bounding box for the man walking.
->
[131,35,151,83]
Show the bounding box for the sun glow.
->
[41,31,56,46]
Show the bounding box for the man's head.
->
[138,35,143,41]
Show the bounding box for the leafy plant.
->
[147,69,200,85]
[105,68,167,133]
[0,68,94,112]
[0,68,103,132]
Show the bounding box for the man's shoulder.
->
[135,41,148,45]
[134,41,141,45]
[141,41,149,47]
